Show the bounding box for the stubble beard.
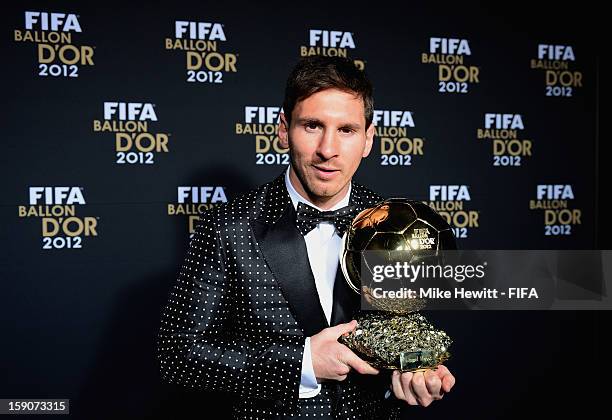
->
[288,150,346,202]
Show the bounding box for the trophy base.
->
[339,312,452,372]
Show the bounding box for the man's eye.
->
[340,128,354,134]
[305,122,319,130]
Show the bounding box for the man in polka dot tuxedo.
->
[157,56,455,419]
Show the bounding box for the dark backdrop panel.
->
[1,2,605,419]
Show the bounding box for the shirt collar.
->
[285,165,351,212]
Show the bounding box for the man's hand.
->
[310,320,379,381]
[391,365,455,407]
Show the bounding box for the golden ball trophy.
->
[339,198,455,372]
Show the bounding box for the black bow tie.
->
[295,201,356,236]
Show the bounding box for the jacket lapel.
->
[251,172,328,337]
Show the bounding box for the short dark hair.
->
[282,56,374,128]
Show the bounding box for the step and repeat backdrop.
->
[1,2,601,419]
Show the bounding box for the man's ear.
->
[362,122,375,157]
[278,113,289,149]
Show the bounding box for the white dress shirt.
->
[284,166,351,399]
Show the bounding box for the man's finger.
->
[424,369,442,398]
[331,320,357,338]
[394,370,418,404]
[391,370,405,401]
[434,364,450,378]
[433,365,455,392]
[407,371,433,406]
[400,372,419,405]
[441,372,456,393]
[344,351,379,375]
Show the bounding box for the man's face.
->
[279,88,374,208]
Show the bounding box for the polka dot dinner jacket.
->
[157,169,401,419]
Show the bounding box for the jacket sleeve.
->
[156,208,305,406]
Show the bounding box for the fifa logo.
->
[421,37,479,94]
[93,102,170,165]
[484,114,524,130]
[530,185,581,236]
[174,21,226,40]
[375,109,423,167]
[309,30,355,48]
[29,186,85,205]
[104,102,157,121]
[168,186,228,235]
[429,38,471,55]
[235,105,288,165]
[428,185,479,239]
[14,11,95,77]
[478,113,532,167]
[25,11,81,32]
[531,44,582,97]
[166,20,238,84]
[18,187,99,249]
[300,29,364,69]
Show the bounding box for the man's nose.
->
[316,129,339,160]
